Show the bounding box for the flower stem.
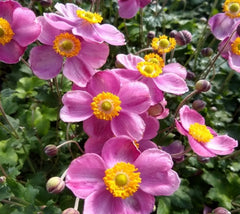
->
[57,140,84,154]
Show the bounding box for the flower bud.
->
[169,30,178,38]
[44,144,58,157]
[212,207,231,214]
[186,70,196,80]
[62,208,80,214]
[0,176,6,184]
[195,80,211,92]
[200,17,207,23]
[46,177,65,194]
[162,140,185,163]
[148,103,164,117]
[174,30,192,46]
[35,0,52,7]
[147,31,156,40]
[201,47,213,57]
[197,156,210,163]
[192,100,206,111]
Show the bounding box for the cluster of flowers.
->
[0,0,238,213]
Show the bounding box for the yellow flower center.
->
[91,92,122,120]
[231,37,240,55]
[53,32,81,58]
[189,123,214,143]
[0,18,14,45]
[144,53,165,67]
[223,0,240,18]
[136,61,162,78]
[151,35,176,54]
[76,10,103,24]
[103,162,141,199]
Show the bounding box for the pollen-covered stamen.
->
[144,53,165,67]
[53,32,81,58]
[76,10,103,24]
[151,35,176,54]
[103,162,141,199]
[231,37,240,55]
[189,123,214,143]
[223,0,240,18]
[91,92,121,120]
[0,18,14,45]
[137,61,162,78]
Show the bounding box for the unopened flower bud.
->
[0,176,6,184]
[201,47,213,57]
[174,30,192,46]
[35,0,52,7]
[200,17,207,23]
[147,31,156,40]
[212,207,231,214]
[195,80,211,92]
[192,100,206,111]
[169,30,178,38]
[44,144,58,157]
[62,208,80,214]
[46,177,65,194]
[210,106,217,111]
[186,70,196,80]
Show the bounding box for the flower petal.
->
[60,91,93,122]
[84,136,111,155]
[29,46,62,79]
[228,52,240,73]
[141,113,159,140]
[116,54,143,70]
[118,0,139,19]
[65,153,106,199]
[162,63,187,79]
[0,0,20,23]
[138,140,158,152]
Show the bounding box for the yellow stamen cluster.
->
[144,53,165,67]
[76,10,103,24]
[53,32,81,57]
[223,0,240,18]
[231,37,240,55]
[0,18,14,45]
[136,61,163,78]
[189,123,214,143]
[103,162,141,199]
[91,92,122,120]
[151,35,176,54]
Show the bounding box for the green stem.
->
[0,199,25,207]
[139,8,144,48]
[0,163,8,177]
[22,143,36,174]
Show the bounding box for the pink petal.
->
[63,57,97,87]
[55,3,79,18]
[0,40,25,64]
[111,111,146,141]
[141,113,159,140]
[101,136,140,168]
[118,0,139,19]
[163,63,187,79]
[134,149,180,195]
[228,52,240,73]
[119,82,151,114]
[65,153,106,199]
[113,68,140,84]
[153,73,188,95]
[29,45,62,79]
[11,7,41,47]
[60,91,93,122]
[138,140,158,152]
[84,136,111,155]
[178,105,205,131]
[175,119,188,136]
[116,54,143,70]
[0,0,21,23]
[205,135,238,155]
[139,0,152,7]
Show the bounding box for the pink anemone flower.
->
[84,113,159,154]
[208,0,240,40]
[60,70,151,141]
[114,53,188,104]
[29,16,109,87]
[0,0,41,64]
[175,105,238,157]
[65,136,180,214]
[43,3,125,45]
[118,0,152,19]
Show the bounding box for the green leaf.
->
[0,140,18,165]
[157,197,171,214]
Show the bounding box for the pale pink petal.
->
[205,135,238,155]
[218,37,231,59]
[116,54,143,70]
[118,0,140,19]
[179,105,205,131]
[11,7,41,46]
[83,188,124,214]
[29,46,62,79]
[102,136,140,168]
[0,40,25,64]
[65,153,106,199]
[94,24,125,46]
[162,63,187,79]
[111,111,146,141]
[63,58,97,87]
[60,91,93,122]
[153,73,188,95]
[228,52,240,73]
[175,119,188,136]
[55,3,79,18]
[119,82,151,114]
[134,149,180,195]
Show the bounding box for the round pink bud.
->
[186,70,196,80]
[169,30,178,38]
[44,144,58,157]
[147,31,156,40]
[201,47,213,57]
[174,30,192,46]
[0,176,6,184]
[195,80,211,92]
[212,207,231,214]
[62,208,80,214]
[46,177,65,194]
[192,99,206,111]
